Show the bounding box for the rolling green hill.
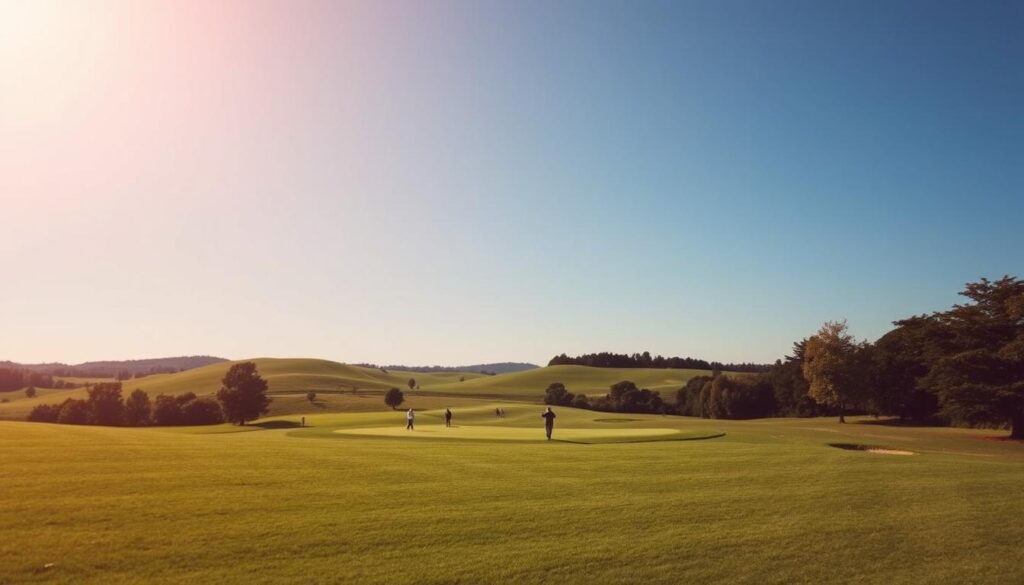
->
[0,359,722,421]
[0,358,488,420]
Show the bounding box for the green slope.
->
[419,364,716,399]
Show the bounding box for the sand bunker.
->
[828,443,915,455]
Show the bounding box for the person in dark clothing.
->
[444,408,453,428]
[541,407,556,441]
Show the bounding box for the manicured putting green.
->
[333,423,713,443]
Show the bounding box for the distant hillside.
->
[0,359,736,421]
[0,356,228,378]
[355,362,539,375]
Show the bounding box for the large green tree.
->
[802,320,867,423]
[57,399,88,425]
[920,277,1024,439]
[86,382,126,426]
[124,389,152,426]
[216,362,270,425]
[767,339,817,417]
[867,317,940,422]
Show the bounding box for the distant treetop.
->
[547,352,769,373]
[353,362,539,375]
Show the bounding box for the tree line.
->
[355,362,538,375]
[547,352,769,373]
[0,368,58,392]
[25,362,271,427]
[0,355,226,380]
[544,381,669,414]
[545,277,1024,439]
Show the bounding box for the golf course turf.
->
[2,404,1022,584]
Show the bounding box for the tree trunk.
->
[1011,413,1024,440]
[838,399,846,424]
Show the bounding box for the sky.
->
[1,0,1021,366]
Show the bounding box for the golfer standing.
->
[541,407,556,441]
[406,408,415,430]
[444,408,453,428]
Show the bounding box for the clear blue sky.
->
[2,0,1021,365]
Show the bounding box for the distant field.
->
[0,360,716,420]
[2,410,1022,584]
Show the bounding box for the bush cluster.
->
[589,381,667,414]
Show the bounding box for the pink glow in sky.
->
[4,1,1018,366]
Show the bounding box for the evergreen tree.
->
[920,277,1024,439]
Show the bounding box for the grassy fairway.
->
[2,411,1022,584]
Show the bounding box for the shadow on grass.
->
[827,442,915,455]
[828,442,873,451]
[253,421,304,430]
[556,432,727,445]
[856,418,944,428]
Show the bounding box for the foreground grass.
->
[2,412,1022,584]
